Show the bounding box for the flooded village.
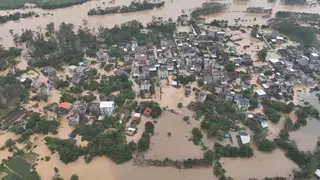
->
[0,0,320,179]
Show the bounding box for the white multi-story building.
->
[99,101,115,116]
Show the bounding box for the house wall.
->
[100,106,115,116]
[236,101,250,110]
[158,70,168,79]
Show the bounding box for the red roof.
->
[143,107,152,116]
[60,102,72,109]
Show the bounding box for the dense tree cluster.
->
[174,75,196,85]
[275,11,320,22]
[22,20,175,69]
[206,19,229,28]
[11,116,60,142]
[60,91,77,103]
[86,131,133,164]
[24,23,85,68]
[138,131,151,152]
[191,3,227,18]
[70,174,79,180]
[261,99,294,113]
[191,128,203,145]
[71,124,105,141]
[274,21,318,47]
[250,178,287,180]
[196,99,238,139]
[4,138,15,148]
[46,128,134,164]
[45,137,87,164]
[263,107,281,123]
[292,105,320,130]
[0,76,28,119]
[0,46,22,71]
[140,101,162,118]
[213,161,226,178]
[143,150,214,169]
[88,1,165,15]
[0,0,88,10]
[249,97,259,110]
[251,25,259,38]
[224,61,236,71]
[0,12,37,24]
[40,0,88,9]
[273,114,320,180]
[214,142,254,158]
[242,119,276,153]
[257,138,277,152]
[98,74,132,95]
[145,121,155,134]
[258,48,267,61]
[297,105,320,119]
[281,0,307,5]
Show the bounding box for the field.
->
[0,166,22,180]
[0,0,87,9]
[22,152,39,165]
[5,173,23,180]
[5,158,31,178]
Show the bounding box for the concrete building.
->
[99,101,115,116]
[158,66,169,79]
[67,114,80,126]
[235,97,250,110]
[140,80,151,91]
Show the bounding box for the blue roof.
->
[238,98,249,104]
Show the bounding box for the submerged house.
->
[58,102,73,115]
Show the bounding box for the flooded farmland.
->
[221,149,298,180]
[290,91,320,152]
[145,111,203,159]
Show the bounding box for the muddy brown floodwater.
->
[0,0,320,47]
[290,91,320,152]
[0,0,320,179]
[221,149,298,180]
[145,111,204,159]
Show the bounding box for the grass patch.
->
[5,173,23,180]
[22,152,39,165]
[0,165,23,180]
[5,158,31,178]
